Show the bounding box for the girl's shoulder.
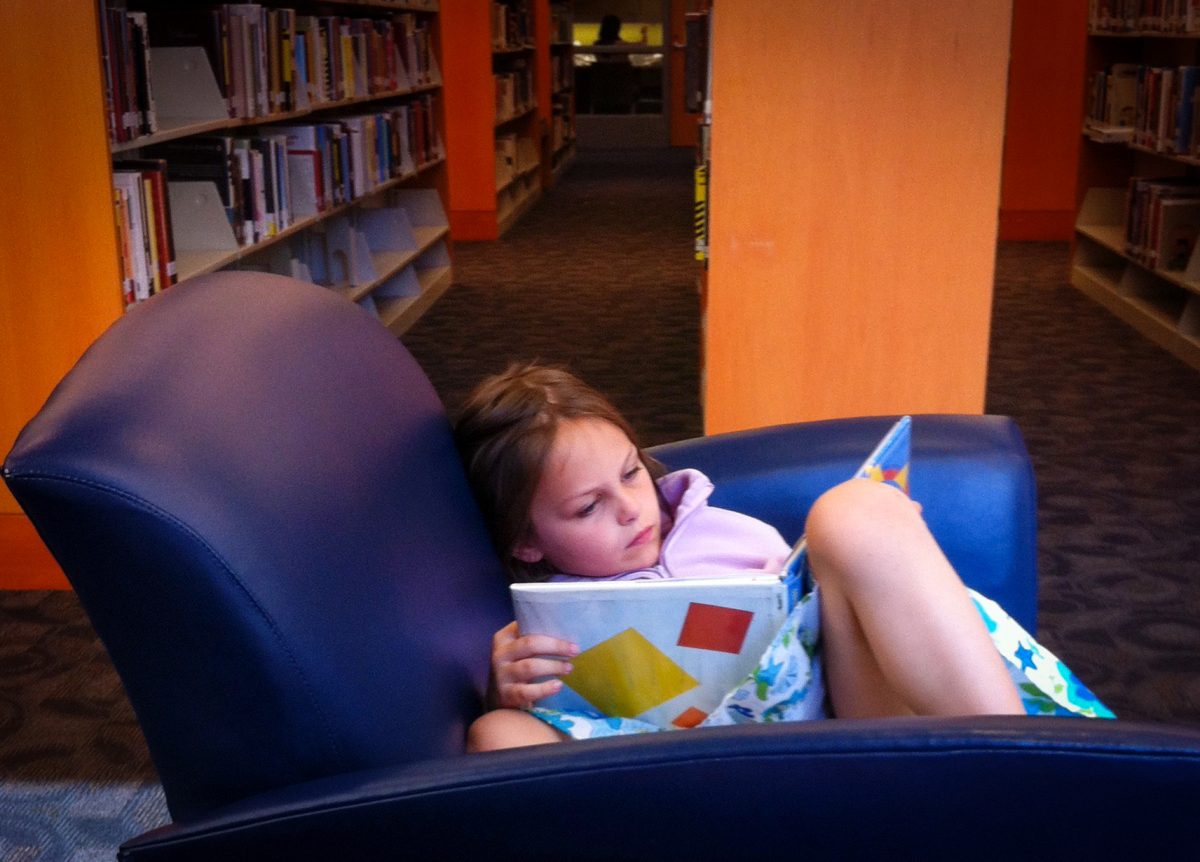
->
[658,470,790,567]
[656,468,714,515]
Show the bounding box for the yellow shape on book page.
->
[563,628,699,718]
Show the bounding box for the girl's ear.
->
[512,541,545,564]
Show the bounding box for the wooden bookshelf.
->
[0,2,460,585]
[1072,16,1200,372]
[101,0,453,335]
[547,0,577,182]
[443,0,570,240]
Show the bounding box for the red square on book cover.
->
[677,602,754,654]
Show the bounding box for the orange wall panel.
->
[999,0,1088,241]
[1,4,122,516]
[704,2,1012,433]
[0,514,68,590]
[441,1,501,238]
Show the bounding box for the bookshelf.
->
[1,2,458,582]
[101,0,452,334]
[1072,10,1200,371]
[547,0,577,182]
[442,0,572,240]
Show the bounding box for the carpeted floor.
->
[986,241,1200,724]
[402,148,703,446]
[1,148,1198,857]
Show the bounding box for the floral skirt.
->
[530,586,1114,741]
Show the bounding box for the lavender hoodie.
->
[549,469,791,582]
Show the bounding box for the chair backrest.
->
[651,415,1040,631]
[3,273,511,822]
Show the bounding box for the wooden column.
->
[1,4,120,587]
[704,2,1013,433]
[440,1,499,239]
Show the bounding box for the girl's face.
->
[514,418,662,577]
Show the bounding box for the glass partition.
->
[573,0,665,118]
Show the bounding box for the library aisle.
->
[403,146,703,445]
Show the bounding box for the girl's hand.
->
[488,621,579,710]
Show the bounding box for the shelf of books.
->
[492,1,542,236]
[99,0,451,335]
[1074,5,1200,370]
[548,0,577,181]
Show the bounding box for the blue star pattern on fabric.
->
[970,590,1115,719]
[1014,643,1038,672]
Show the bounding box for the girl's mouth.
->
[628,526,654,548]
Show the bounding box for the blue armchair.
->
[5,273,1198,860]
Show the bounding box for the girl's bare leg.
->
[466,708,566,752]
[806,479,1024,718]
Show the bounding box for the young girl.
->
[453,363,1080,752]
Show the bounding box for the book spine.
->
[267,7,282,113]
[208,8,232,116]
[251,137,277,237]
[118,10,138,140]
[231,141,254,244]
[280,8,295,112]
[229,9,247,118]
[147,165,178,287]
[140,174,162,295]
[317,124,332,210]
[340,19,354,101]
[254,8,269,116]
[128,11,157,136]
[275,135,291,229]
[112,186,135,307]
[98,1,118,144]
[112,172,151,302]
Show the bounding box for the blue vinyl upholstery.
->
[3,273,511,820]
[651,414,1039,630]
[4,273,1197,860]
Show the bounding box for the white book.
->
[514,576,793,729]
[342,116,367,199]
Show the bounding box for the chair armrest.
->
[120,717,1200,860]
[648,415,1039,630]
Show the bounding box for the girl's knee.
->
[805,479,923,576]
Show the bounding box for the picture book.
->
[511,415,912,729]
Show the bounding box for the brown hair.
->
[453,362,664,582]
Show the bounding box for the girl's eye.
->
[622,465,643,482]
[576,500,599,518]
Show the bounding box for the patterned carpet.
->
[2,149,1198,857]
[986,242,1200,725]
[403,148,703,446]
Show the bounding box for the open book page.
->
[513,576,793,728]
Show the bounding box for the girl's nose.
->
[617,489,640,523]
